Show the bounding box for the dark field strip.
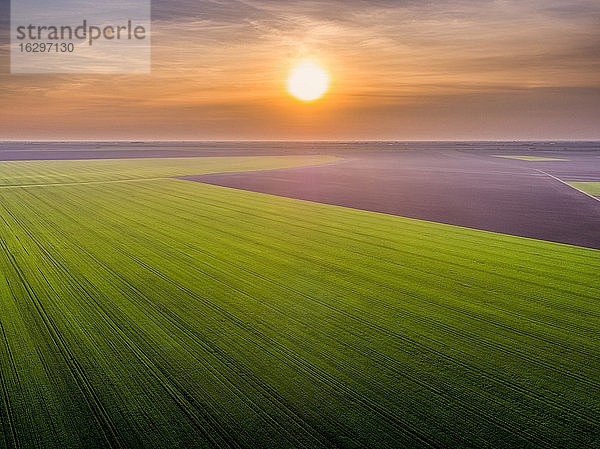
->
[1,141,598,161]
[0,180,599,448]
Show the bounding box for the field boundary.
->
[535,169,600,203]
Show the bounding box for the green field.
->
[569,182,600,198]
[0,155,338,187]
[0,157,599,448]
[492,155,568,162]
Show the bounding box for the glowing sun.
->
[286,59,330,102]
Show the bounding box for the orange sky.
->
[1,0,599,140]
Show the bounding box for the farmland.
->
[570,182,600,198]
[191,146,600,249]
[492,155,568,162]
[0,147,599,448]
[0,155,338,186]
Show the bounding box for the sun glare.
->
[286,59,330,102]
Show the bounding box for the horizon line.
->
[2,140,600,144]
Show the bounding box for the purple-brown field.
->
[2,141,599,248]
[181,145,600,249]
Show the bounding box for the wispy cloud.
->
[1,0,599,139]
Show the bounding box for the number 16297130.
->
[19,42,75,53]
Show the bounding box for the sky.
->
[1,0,599,140]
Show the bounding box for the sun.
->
[286,59,330,102]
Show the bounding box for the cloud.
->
[1,0,599,139]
